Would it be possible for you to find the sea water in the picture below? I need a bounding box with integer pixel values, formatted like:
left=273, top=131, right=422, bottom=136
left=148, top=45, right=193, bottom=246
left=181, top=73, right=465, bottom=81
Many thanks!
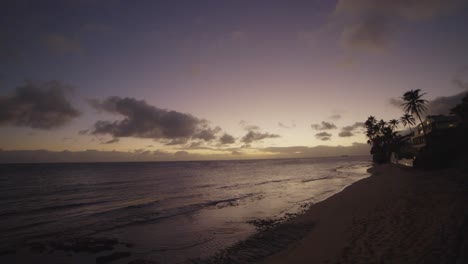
left=0, top=156, right=371, bottom=263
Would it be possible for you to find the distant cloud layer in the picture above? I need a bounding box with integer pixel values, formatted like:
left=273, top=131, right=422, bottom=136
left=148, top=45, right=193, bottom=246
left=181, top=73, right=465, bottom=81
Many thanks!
left=0, top=143, right=371, bottom=163
left=335, top=0, right=465, bottom=51
left=315, top=132, right=332, bottom=141
left=261, top=142, right=370, bottom=158
left=0, top=80, right=80, bottom=129
left=338, top=122, right=364, bottom=137
left=89, top=96, right=223, bottom=145
left=311, top=121, right=337, bottom=130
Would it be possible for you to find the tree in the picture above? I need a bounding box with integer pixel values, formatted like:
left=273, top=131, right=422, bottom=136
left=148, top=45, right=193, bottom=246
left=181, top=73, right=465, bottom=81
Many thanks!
left=389, top=119, right=399, bottom=130
left=450, top=93, right=468, bottom=123
left=400, top=113, right=416, bottom=131
left=401, top=89, right=428, bottom=141
left=364, top=116, right=400, bottom=163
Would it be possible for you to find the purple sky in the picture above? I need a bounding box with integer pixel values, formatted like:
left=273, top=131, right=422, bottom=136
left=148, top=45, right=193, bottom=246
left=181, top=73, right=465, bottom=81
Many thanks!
left=1, top=0, right=468, bottom=162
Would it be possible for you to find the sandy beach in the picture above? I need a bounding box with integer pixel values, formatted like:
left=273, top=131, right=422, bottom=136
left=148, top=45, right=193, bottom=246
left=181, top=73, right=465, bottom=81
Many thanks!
left=259, top=164, right=468, bottom=264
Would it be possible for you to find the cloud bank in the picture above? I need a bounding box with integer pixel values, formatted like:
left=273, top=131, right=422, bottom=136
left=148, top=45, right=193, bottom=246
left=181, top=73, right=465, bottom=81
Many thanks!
left=89, top=96, right=223, bottom=145
left=0, top=80, right=80, bottom=129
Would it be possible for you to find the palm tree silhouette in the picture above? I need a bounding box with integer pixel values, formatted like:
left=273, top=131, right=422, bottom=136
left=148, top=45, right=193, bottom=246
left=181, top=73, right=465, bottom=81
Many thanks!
left=400, top=113, right=416, bottom=131
left=401, top=89, right=428, bottom=140
left=389, top=119, right=399, bottom=130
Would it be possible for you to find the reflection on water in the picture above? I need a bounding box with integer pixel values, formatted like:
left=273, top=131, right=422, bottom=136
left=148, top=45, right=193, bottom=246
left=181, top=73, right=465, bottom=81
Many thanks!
left=0, top=156, right=371, bottom=263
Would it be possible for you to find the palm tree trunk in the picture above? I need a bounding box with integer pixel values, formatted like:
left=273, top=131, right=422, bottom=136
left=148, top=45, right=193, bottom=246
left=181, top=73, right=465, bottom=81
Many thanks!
left=415, top=111, right=429, bottom=144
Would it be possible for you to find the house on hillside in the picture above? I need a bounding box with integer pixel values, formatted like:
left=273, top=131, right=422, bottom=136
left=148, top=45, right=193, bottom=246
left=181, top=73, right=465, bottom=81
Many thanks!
left=391, top=115, right=460, bottom=167
left=411, top=115, right=460, bottom=149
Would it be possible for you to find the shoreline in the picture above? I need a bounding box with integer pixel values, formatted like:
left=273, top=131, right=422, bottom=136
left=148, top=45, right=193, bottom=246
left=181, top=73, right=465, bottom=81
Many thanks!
left=200, top=164, right=468, bottom=263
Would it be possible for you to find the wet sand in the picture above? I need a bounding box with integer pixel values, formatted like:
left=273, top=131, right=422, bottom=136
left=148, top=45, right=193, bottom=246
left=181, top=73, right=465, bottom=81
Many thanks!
left=260, top=164, right=468, bottom=264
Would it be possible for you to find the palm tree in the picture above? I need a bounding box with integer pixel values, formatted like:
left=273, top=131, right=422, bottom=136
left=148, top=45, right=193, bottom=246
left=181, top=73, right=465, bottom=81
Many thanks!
left=400, top=113, right=416, bottom=131
left=389, top=119, right=399, bottom=130
left=401, top=89, right=428, bottom=139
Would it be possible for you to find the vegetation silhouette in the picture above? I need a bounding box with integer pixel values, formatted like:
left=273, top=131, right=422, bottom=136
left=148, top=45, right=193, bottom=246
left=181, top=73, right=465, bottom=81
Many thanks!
left=365, top=90, right=468, bottom=169
left=401, top=89, right=429, bottom=142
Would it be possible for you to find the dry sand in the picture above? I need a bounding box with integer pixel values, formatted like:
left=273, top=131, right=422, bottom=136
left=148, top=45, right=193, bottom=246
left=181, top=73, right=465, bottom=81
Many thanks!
left=261, top=164, right=468, bottom=264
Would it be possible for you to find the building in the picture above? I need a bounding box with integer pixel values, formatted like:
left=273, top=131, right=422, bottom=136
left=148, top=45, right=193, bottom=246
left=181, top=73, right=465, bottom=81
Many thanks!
left=411, top=115, right=459, bottom=148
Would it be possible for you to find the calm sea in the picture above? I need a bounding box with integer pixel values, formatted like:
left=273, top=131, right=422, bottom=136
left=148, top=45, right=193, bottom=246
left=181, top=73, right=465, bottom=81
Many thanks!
left=0, top=156, right=371, bottom=263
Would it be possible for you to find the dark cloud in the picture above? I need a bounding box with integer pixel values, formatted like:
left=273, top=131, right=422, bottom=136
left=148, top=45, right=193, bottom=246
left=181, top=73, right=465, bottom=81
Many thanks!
left=426, top=91, right=468, bottom=115
left=338, top=131, right=354, bottom=137
left=78, top=129, right=89, bottom=135
left=338, top=122, right=365, bottom=137
left=89, top=96, right=223, bottom=145
left=241, top=130, right=280, bottom=144
left=311, top=121, right=337, bottom=130
left=102, top=138, right=119, bottom=144
left=219, top=133, right=236, bottom=144
left=315, top=132, right=332, bottom=141
left=0, top=80, right=80, bottom=129
left=43, top=34, right=82, bottom=54
left=335, top=0, right=466, bottom=51
left=329, top=114, right=342, bottom=120
left=389, top=91, right=468, bottom=115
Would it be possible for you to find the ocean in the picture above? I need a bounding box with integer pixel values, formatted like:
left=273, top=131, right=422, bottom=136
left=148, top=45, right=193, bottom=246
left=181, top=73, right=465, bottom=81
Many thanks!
left=0, top=156, right=371, bottom=263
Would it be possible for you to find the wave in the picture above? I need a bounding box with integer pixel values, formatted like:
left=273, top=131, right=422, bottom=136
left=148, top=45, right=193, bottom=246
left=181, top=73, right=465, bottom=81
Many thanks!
left=0, top=201, right=109, bottom=217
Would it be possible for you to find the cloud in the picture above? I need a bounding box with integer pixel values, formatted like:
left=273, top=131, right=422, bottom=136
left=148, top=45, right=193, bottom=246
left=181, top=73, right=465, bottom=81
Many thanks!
left=0, top=143, right=371, bottom=163
left=261, top=142, right=370, bottom=158
left=78, top=129, right=89, bottom=135
left=102, top=138, right=119, bottom=144
left=311, top=121, right=337, bottom=130
left=426, top=91, right=468, bottom=115
left=388, top=97, right=404, bottom=107
left=315, top=132, right=332, bottom=141
left=329, top=114, right=342, bottom=120
left=389, top=91, right=468, bottom=115
left=219, top=133, right=236, bottom=144
left=174, top=150, right=189, bottom=157
left=43, top=34, right=82, bottom=54
left=0, top=80, right=80, bottom=129
left=452, top=66, right=468, bottom=90
left=334, top=0, right=466, bottom=51
left=89, top=96, right=225, bottom=145
left=278, top=121, right=296, bottom=129
left=338, top=122, right=365, bottom=137
left=239, top=121, right=261, bottom=131
left=241, top=130, right=280, bottom=144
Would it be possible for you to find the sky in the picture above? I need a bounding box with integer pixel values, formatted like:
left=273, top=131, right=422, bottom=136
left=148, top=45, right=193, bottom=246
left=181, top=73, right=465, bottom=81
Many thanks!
left=1, top=0, right=468, bottom=162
